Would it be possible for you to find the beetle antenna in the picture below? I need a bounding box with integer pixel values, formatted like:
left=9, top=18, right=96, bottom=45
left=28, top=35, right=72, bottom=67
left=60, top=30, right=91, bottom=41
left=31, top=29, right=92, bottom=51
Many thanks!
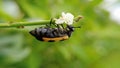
left=73, top=26, right=81, bottom=28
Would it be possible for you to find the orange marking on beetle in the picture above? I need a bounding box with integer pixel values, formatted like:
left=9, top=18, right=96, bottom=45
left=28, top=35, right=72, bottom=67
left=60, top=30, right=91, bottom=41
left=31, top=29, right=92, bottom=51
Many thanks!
left=42, top=35, right=69, bottom=42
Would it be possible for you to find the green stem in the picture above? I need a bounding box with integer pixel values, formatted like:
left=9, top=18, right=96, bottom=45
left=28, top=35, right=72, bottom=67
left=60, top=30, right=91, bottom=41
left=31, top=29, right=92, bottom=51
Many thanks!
left=0, top=20, right=50, bottom=28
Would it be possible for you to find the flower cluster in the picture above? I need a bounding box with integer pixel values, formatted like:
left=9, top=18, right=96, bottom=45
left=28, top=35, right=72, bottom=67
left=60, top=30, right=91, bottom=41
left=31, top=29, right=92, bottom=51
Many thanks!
left=55, top=12, right=74, bottom=25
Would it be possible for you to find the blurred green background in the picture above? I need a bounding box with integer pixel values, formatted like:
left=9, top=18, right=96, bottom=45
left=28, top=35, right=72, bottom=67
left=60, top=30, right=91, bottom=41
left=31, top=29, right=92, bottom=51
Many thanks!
left=0, top=0, right=120, bottom=68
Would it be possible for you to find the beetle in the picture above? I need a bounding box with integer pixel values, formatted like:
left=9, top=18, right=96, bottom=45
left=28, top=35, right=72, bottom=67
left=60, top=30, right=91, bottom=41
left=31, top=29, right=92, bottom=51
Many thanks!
left=29, top=20, right=80, bottom=42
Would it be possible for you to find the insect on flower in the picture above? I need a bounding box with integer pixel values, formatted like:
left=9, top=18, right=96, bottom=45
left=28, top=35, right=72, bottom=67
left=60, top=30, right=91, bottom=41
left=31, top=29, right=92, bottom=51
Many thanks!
left=29, top=12, right=82, bottom=42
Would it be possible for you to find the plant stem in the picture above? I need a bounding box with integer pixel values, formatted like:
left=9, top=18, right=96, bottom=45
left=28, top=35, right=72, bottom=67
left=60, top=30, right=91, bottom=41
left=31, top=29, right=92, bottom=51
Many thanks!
left=0, top=20, right=50, bottom=28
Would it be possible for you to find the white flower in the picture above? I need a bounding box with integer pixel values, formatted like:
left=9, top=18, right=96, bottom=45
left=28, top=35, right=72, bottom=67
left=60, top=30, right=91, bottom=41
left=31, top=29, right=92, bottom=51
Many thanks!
left=55, top=12, right=74, bottom=25
left=54, top=17, right=64, bottom=24
left=62, top=12, right=74, bottom=25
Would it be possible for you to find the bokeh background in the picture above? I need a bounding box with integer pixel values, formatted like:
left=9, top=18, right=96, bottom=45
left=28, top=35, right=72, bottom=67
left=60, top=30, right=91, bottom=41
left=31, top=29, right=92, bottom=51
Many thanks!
left=0, top=0, right=120, bottom=68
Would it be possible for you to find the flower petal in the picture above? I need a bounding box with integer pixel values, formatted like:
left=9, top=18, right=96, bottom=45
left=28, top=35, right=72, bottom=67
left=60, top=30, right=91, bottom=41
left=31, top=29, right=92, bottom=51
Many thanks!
left=62, top=12, right=66, bottom=17
left=55, top=18, right=65, bottom=24
left=64, top=13, right=74, bottom=25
